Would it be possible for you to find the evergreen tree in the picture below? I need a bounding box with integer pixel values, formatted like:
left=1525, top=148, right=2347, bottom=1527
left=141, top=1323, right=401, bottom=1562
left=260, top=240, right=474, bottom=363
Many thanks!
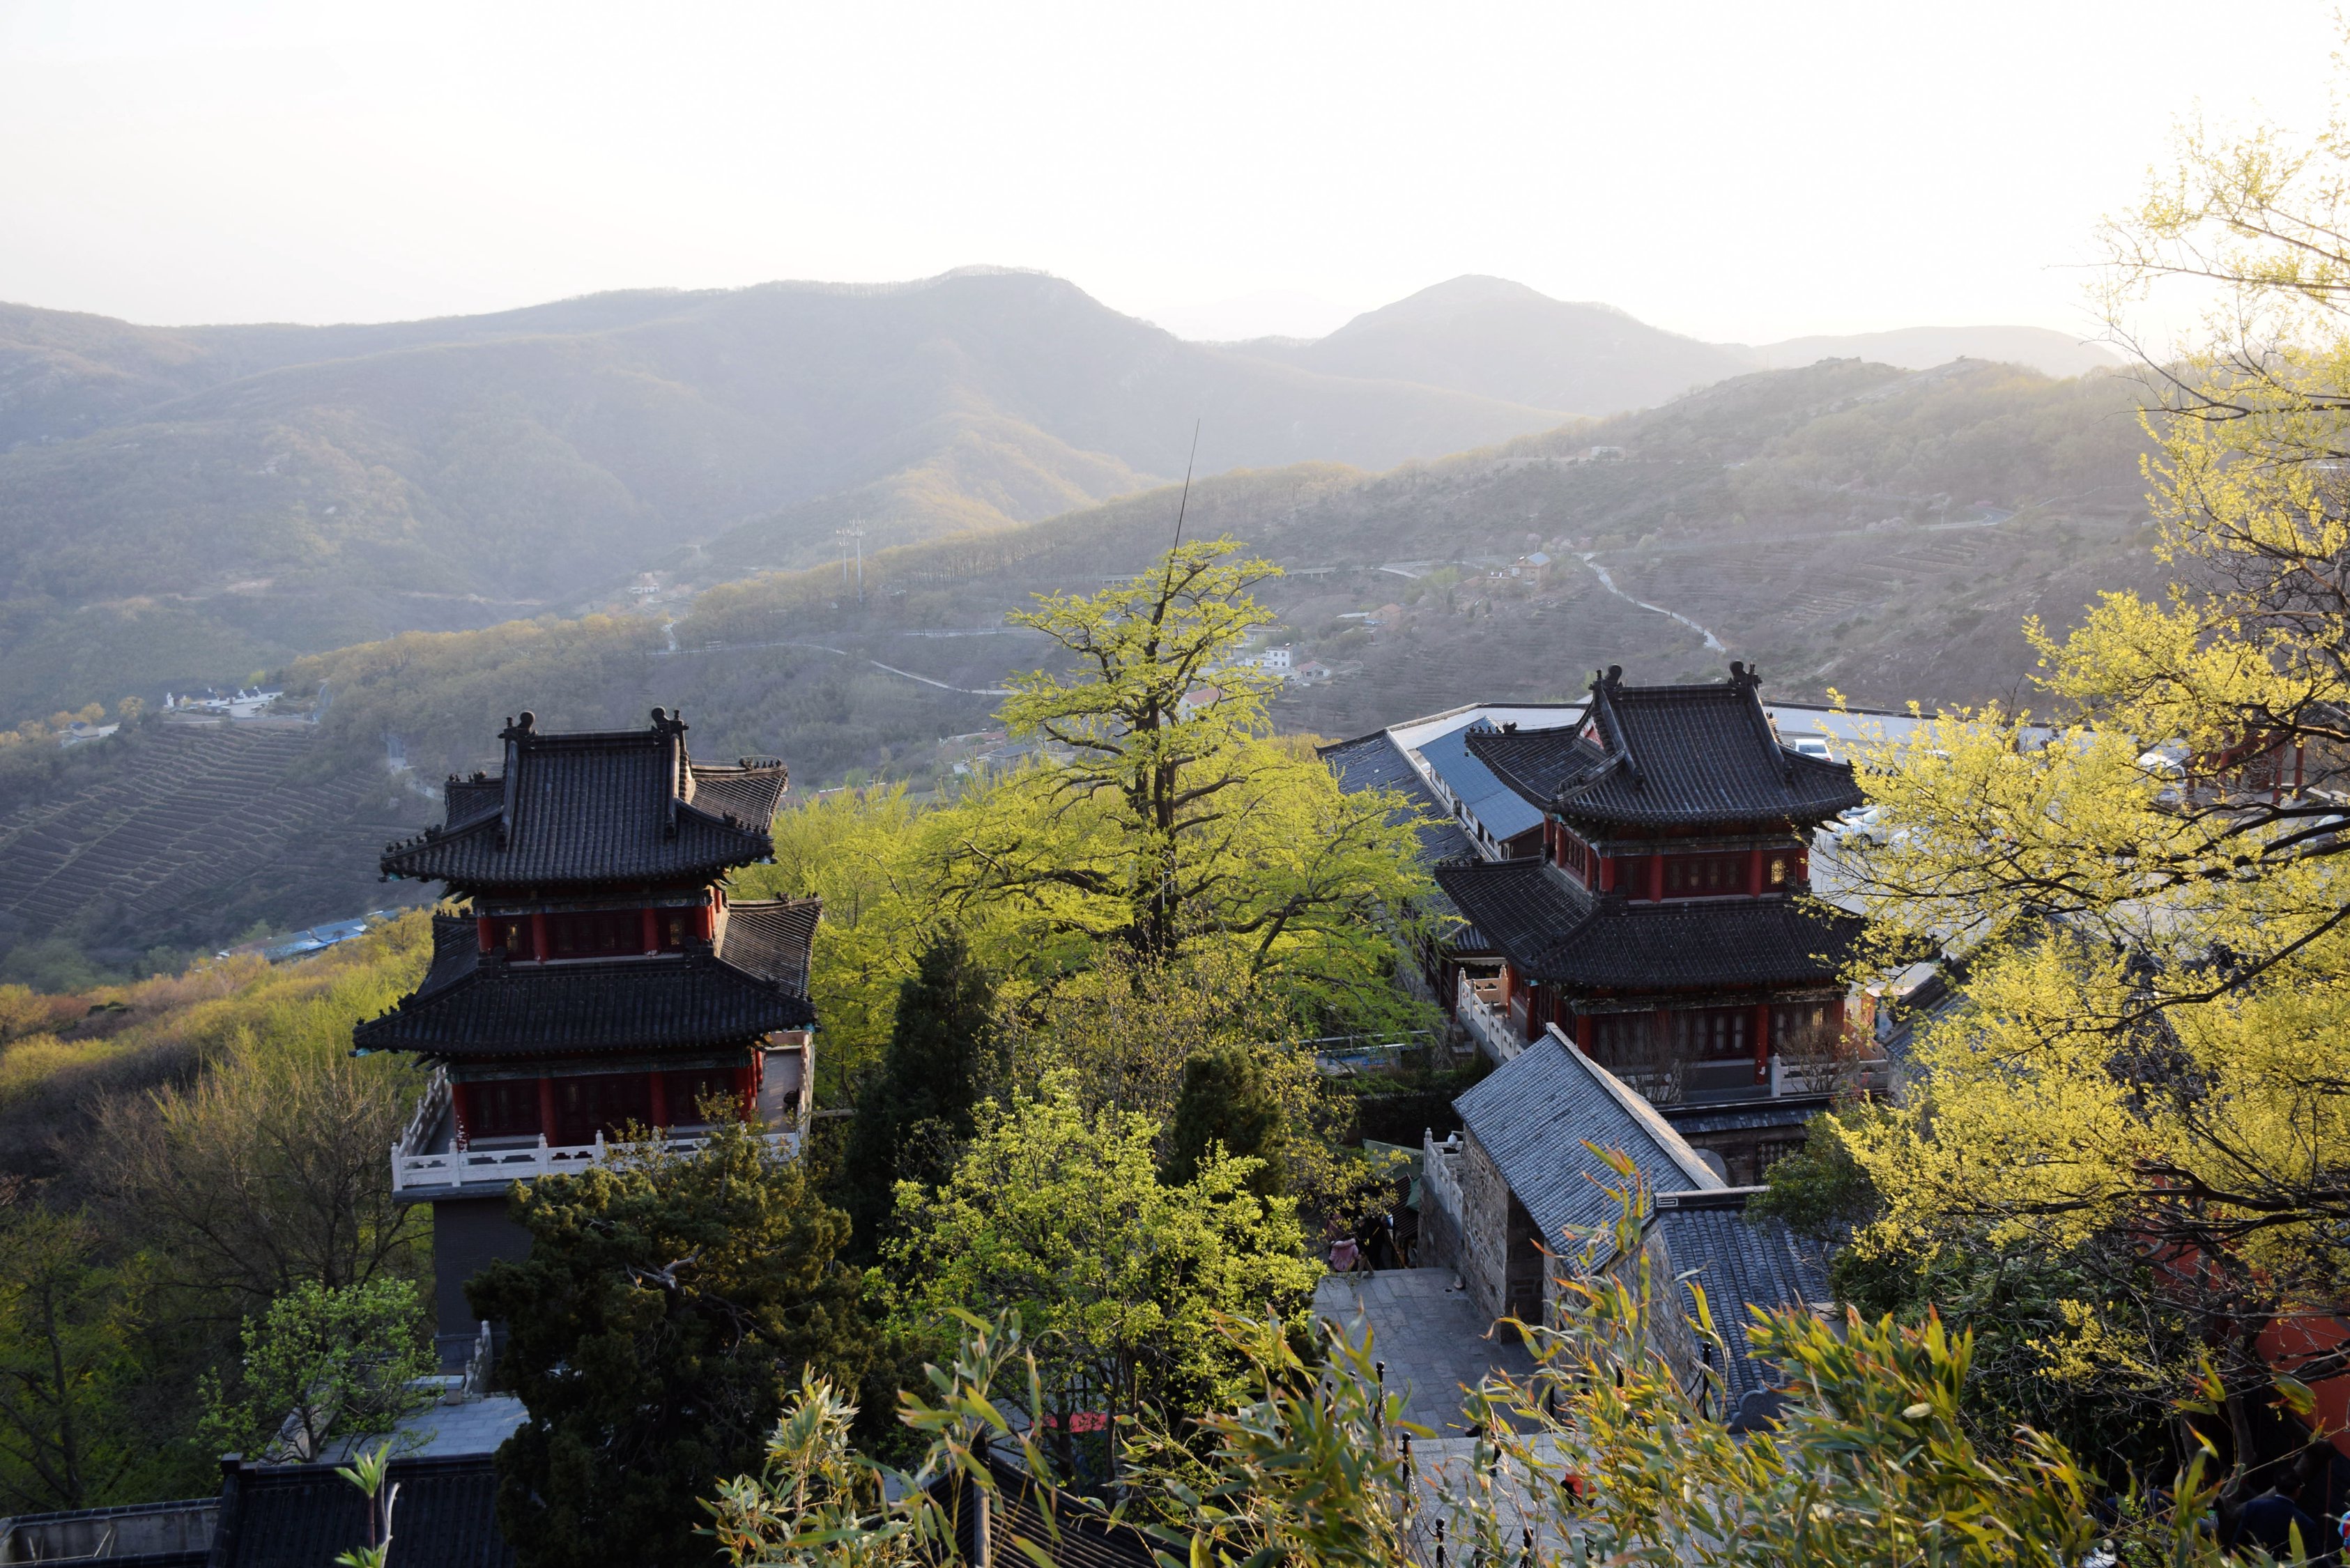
left=1160, top=1044, right=1285, bottom=1197
left=838, top=932, right=999, bottom=1258
left=466, top=1121, right=870, bottom=1568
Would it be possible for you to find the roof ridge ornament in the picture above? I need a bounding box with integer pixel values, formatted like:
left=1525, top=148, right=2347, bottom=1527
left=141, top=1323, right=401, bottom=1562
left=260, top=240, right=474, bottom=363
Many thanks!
left=654, top=708, right=687, bottom=838
left=1587, top=666, right=1641, bottom=790
left=496, top=713, right=532, bottom=850
left=1728, top=662, right=1794, bottom=782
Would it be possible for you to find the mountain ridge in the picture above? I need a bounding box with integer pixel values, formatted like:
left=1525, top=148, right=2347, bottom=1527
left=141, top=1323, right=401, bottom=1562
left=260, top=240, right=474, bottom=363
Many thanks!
left=0, top=271, right=1569, bottom=720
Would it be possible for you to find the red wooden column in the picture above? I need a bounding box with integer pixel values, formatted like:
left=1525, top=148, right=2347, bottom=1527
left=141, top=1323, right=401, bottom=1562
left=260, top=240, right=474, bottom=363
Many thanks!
left=647, top=1071, right=668, bottom=1130
left=1575, top=1014, right=1592, bottom=1050
left=1650, top=854, right=1666, bottom=902
left=1748, top=847, right=1765, bottom=894
left=530, top=911, right=548, bottom=960
left=537, top=1076, right=558, bottom=1142
left=1754, top=1004, right=1772, bottom=1084
left=452, top=1082, right=473, bottom=1147
left=641, top=907, right=659, bottom=953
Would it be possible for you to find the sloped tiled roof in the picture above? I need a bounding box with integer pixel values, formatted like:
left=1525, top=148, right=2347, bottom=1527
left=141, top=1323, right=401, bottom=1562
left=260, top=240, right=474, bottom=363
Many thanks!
left=1467, top=666, right=1863, bottom=829
left=1652, top=1187, right=1831, bottom=1430
left=718, top=896, right=821, bottom=996
left=1432, top=857, right=1858, bottom=990
left=212, top=1454, right=511, bottom=1567
left=385, top=711, right=786, bottom=891
left=1319, top=730, right=1477, bottom=863
left=1454, top=1029, right=1722, bottom=1256
left=1415, top=723, right=1546, bottom=843
left=353, top=909, right=816, bottom=1058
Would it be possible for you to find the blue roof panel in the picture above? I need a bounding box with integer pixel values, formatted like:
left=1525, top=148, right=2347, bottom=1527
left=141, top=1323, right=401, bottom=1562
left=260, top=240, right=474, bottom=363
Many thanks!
left=1415, top=723, right=1545, bottom=843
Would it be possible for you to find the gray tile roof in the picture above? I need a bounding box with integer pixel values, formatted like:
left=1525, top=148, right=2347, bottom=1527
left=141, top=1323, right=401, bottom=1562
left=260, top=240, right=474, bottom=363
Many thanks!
left=1453, top=1029, right=1721, bottom=1258
left=384, top=711, right=786, bottom=892
left=1652, top=1187, right=1831, bottom=1429
left=1431, top=857, right=1859, bottom=990
left=1319, top=729, right=1477, bottom=863
left=1467, top=666, right=1864, bottom=830
left=1320, top=728, right=1489, bottom=950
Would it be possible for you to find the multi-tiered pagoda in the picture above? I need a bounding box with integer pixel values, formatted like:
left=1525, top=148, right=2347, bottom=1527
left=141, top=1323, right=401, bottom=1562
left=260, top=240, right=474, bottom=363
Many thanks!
left=1432, top=663, right=1869, bottom=1180
left=360, top=709, right=817, bottom=1363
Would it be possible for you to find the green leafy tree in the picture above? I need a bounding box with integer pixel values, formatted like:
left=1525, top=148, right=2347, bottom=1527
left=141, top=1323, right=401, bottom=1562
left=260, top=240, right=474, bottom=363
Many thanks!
left=1160, top=1044, right=1285, bottom=1197
left=714, top=1177, right=2245, bottom=1568
left=886, top=1077, right=1316, bottom=1465
left=935, top=538, right=1436, bottom=1022
left=1827, top=72, right=2350, bottom=1474
left=467, top=1120, right=873, bottom=1568
left=0, top=1195, right=150, bottom=1512
left=837, top=933, right=999, bottom=1258
left=199, top=1277, right=432, bottom=1463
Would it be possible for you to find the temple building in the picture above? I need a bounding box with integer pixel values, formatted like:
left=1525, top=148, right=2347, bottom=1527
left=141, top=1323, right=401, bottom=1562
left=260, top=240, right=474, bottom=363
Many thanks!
left=358, top=709, right=817, bottom=1364
left=1426, top=663, right=1876, bottom=1183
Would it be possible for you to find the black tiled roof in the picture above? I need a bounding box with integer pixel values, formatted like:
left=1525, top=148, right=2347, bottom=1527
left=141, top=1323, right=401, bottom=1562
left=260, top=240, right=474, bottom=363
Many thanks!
left=719, top=896, right=820, bottom=996
left=1454, top=1030, right=1722, bottom=1258
left=414, top=912, right=481, bottom=1003
left=1652, top=1187, right=1831, bottom=1431
left=1466, top=665, right=1864, bottom=829
left=1432, top=858, right=1858, bottom=990
left=210, top=1453, right=512, bottom=1567
left=1319, top=729, right=1477, bottom=863
left=1319, top=728, right=1491, bottom=953
left=385, top=710, right=787, bottom=891
left=353, top=914, right=816, bottom=1058
left=938, top=1455, right=1157, bottom=1568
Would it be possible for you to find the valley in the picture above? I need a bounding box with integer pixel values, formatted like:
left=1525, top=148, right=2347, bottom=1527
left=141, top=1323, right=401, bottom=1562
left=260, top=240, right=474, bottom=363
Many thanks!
left=0, top=293, right=2169, bottom=970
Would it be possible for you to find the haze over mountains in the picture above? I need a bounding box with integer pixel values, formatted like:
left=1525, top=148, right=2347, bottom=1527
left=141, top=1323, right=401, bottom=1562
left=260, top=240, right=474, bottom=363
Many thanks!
left=0, top=262, right=2165, bottom=971
left=1223, top=277, right=2120, bottom=409
left=0, top=266, right=2125, bottom=727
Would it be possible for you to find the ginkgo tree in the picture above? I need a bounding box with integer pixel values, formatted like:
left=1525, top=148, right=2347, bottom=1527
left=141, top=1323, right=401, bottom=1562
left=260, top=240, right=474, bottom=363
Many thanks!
left=803, top=536, right=1438, bottom=1032
left=1827, top=79, right=2350, bottom=1472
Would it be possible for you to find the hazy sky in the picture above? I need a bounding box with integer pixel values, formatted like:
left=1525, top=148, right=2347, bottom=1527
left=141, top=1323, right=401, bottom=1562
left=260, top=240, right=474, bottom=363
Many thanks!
left=0, top=1, right=2337, bottom=342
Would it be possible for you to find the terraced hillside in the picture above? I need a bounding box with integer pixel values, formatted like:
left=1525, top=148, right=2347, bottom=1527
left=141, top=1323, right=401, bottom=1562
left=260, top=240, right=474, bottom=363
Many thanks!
left=0, top=721, right=432, bottom=968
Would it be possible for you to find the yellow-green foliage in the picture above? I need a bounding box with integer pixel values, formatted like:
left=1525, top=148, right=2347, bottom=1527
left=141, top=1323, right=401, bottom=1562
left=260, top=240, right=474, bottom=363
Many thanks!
left=886, top=1075, right=1318, bottom=1427
left=0, top=913, right=433, bottom=1136
left=735, top=542, right=1435, bottom=1090
left=1825, top=75, right=2350, bottom=1434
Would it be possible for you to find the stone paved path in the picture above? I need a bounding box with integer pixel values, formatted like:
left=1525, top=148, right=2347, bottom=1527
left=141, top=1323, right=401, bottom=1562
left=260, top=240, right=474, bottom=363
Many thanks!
left=1313, top=1268, right=1536, bottom=1434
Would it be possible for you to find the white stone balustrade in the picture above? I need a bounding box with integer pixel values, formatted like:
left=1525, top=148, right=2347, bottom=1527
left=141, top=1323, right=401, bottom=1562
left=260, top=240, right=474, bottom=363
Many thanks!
left=390, top=1066, right=800, bottom=1194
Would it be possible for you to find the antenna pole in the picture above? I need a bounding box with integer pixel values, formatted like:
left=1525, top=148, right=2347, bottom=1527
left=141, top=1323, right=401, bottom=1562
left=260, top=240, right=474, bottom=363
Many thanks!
left=1170, top=420, right=1201, bottom=552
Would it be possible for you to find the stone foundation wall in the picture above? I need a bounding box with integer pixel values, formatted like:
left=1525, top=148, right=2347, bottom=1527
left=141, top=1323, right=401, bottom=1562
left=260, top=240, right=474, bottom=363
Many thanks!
left=1455, top=1130, right=1546, bottom=1323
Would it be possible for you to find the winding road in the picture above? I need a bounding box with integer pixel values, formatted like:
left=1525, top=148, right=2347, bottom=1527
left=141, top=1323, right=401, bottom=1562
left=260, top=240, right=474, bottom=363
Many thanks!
left=1579, top=554, right=1727, bottom=652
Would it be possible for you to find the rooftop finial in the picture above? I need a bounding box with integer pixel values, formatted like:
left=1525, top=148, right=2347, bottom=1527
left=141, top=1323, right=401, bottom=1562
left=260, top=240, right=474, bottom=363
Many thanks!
left=516, top=710, right=535, bottom=732
left=651, top=706, right=668, bottom=724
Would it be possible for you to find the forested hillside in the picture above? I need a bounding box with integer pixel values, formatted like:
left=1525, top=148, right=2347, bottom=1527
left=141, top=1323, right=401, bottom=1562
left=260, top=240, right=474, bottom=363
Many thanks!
left=0, top=272, right=1565, bottom=723
left=0, top=355, right=2168, bottom=969
left=682, top=357, right=2166, bottom=726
